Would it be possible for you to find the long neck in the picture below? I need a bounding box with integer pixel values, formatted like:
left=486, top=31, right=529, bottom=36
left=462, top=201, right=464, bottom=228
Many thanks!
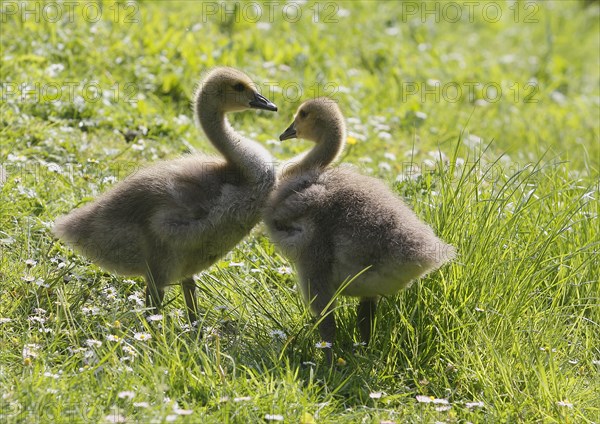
left=195, top=92, right=273, bottom=181
left=280, top=124, right=345, bottom=178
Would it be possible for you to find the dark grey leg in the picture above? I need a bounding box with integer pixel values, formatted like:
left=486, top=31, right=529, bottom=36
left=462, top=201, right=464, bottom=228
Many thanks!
left=145, top=274, right=165, bottom=314
left=357, top=297, right=378, bottom=345
left=299, top=247, right=335, bottom=364
left=309, top=286, right=336, bottom=365
left=318, top=311, right=336, bottom=365
left=181, top=277, right=198, bottom=325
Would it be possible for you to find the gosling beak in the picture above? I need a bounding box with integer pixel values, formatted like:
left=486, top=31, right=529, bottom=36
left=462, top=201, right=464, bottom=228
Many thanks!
left=249, top=92, right=278, bottom=112
left=279, top=122, right=297, bottom=141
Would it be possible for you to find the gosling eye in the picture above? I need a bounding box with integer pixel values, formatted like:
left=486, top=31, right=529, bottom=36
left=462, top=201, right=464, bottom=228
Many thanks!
left=233, top=83, right=245, bottom=92
left=299, top=110, right=308, bottom=119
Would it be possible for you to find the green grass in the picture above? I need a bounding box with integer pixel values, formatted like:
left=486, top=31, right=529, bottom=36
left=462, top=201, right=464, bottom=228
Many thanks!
left=1, top=1, right=599, bottom=422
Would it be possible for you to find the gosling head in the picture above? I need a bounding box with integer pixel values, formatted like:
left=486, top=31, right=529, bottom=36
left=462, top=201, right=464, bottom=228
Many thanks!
left=280, top=97, right=345, bottom=143
left=198, top=67, right=277, bottom=113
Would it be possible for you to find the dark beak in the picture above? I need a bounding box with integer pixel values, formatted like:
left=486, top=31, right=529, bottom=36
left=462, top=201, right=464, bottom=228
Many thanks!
left=249, top=92, right=277, bottom=112
left=279, top=122, right=297, bottom=141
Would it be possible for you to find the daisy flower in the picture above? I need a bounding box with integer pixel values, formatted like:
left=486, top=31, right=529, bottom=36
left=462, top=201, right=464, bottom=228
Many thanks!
left=22, top=344, right=40, bottom=359
left=146, top=314, right=163, bottom=322
left=43, top=372, right=60, bottom=379
left=466, top=401, right=484, bottom=409
left=173, top=407, right=193, bottom=415
left=134, top=332, right=152, bottom=341
left=82, top=306, right=100, bottom=316
left=104, top=413, right=126, bottom=423
left=270, top=329, right=287, bottom=340
left=118, top=391, right=135, bottom=400
left=416, top=395, right=434, bottom=404
left=276, top=266, right=293, bottom=275
left=133, top=402, right=149, bottom=408
left=556, top=400, right=573, bottom=408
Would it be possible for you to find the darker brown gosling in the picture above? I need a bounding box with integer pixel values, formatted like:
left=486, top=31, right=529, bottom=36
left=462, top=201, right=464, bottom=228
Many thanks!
left=53, top=67, right=277, bottom=325
left=264, top=98, right=455, bottom=362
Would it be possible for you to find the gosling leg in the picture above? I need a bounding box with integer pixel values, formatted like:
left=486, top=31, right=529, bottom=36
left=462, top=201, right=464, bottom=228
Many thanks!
left=357, top=296, right=378, bottom=345
left=318, top=311, right=336, bottom=365
left=301, top=250, right=335, bottom=364
left=144, top=274, right=165, bottom=315
left=181, top=277, right=198, bottom=326
left=309, top=286, right=336, bottom=365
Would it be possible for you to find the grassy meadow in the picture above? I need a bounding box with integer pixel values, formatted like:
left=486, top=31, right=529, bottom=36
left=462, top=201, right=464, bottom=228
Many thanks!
left=1, top=0, right=599, bottom=422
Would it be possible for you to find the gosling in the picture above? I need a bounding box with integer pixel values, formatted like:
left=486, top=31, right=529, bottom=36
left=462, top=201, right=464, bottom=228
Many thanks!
left=264, top=98, right=455, bottom=360
left=53, top=67, right=278, bottom=324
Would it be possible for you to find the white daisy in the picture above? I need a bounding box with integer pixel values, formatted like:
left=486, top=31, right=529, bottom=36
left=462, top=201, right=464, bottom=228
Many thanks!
left=122, top=344, right=137, bottom=356
left=22, top=344, right=41, bottom=359
left=82, top=306, right=100, bottom=315
left=276, top=266, right=293, bottom=275
left=556, top=400, right=573, bottom=408
left=466, top=401, right=484, bottom=409
left=43, top=372, right=60, bottom=379
left=117, top=391, right=135, bottom=400
left=146, top=314, right=163, bottom=322
left=134, top=332, right=152, bottom=341
left=133, top=402, right=149, bottom=408
left=104, top=413, right=127, bottom=423
left=270, top=329, right=287, bottom=340
left=415, top=395, right=434, bottom=404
